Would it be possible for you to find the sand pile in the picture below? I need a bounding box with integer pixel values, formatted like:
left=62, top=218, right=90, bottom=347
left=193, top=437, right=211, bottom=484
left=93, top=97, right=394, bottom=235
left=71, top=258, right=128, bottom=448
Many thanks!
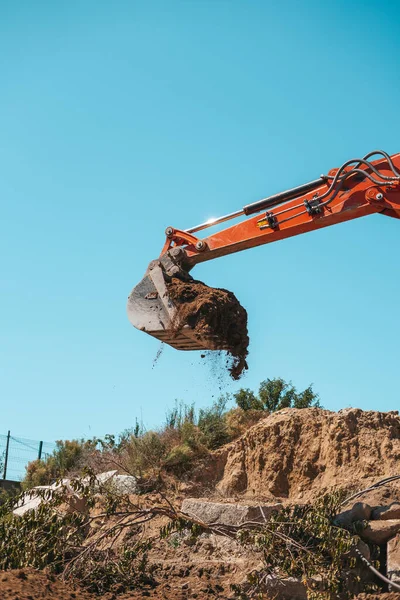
left=167, top=278, right=249, bottom=379
left=198, top=407, right=400, bottom=501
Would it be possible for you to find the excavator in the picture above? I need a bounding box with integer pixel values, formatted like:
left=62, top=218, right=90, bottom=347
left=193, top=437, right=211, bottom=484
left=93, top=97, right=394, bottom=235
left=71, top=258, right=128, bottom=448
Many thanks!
left=127, top=150, right=400, bottom=350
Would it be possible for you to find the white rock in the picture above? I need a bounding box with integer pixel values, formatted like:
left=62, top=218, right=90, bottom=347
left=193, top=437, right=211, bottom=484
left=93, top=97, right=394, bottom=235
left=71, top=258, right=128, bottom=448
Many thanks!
left=13, top=471, right=137, bottom=517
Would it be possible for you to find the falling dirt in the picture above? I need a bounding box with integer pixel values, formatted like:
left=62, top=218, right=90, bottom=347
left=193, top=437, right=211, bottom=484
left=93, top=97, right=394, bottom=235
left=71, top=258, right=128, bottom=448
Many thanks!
left=167, top=278, right=249, bottom=380
left=152, top=343, right=165, bottom=369
left=202, top=350, right=234, bottom=394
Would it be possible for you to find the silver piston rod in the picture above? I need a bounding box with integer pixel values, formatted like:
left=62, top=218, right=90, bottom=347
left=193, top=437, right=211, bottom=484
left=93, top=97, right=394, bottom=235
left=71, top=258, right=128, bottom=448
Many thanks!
left=185, top=177, right=325, bottom=234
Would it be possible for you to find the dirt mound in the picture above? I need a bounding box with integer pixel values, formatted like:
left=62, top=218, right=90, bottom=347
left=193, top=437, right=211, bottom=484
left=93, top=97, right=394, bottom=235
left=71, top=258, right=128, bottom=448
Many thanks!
left=197, top=407, right=400, bottom=501
left=167, top=278, right=249, bottom=379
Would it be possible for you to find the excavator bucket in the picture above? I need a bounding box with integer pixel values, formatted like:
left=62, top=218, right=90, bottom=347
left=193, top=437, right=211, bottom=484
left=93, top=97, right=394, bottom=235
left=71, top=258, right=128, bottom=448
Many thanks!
left=127, top=258, right=225, bottom=351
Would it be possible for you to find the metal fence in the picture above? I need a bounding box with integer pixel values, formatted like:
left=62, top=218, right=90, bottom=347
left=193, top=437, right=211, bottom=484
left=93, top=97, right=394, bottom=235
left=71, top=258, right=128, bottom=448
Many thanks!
left=0, top=431, right=56, bottom=482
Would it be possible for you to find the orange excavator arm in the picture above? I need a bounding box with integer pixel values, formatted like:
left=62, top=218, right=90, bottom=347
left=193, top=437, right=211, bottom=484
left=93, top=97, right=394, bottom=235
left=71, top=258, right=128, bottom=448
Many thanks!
left=127, top=150, right=400, bottom=350
left=160, top=150, right=400, bottom=266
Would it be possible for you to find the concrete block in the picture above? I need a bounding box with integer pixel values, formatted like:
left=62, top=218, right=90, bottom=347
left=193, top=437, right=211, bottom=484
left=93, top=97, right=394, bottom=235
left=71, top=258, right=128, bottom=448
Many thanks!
left=181, top=499, right=282, bottom=526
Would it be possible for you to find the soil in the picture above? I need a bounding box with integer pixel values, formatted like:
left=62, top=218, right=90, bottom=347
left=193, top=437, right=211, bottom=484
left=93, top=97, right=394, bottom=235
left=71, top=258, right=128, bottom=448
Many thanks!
left=0, top=560, right=241, bottom=599
left=3, top=570, right=400, bottom=600
left=0, top=569, right=92, bottom=600
left=195, top=407, right=400, bottom=502
left=167, top=278, right=249, bottom=380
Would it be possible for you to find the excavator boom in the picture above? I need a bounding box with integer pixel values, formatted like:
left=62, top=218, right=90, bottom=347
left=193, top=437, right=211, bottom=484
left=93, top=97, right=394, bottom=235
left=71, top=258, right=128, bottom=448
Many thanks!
left=127, top=150, right=400, bottom=350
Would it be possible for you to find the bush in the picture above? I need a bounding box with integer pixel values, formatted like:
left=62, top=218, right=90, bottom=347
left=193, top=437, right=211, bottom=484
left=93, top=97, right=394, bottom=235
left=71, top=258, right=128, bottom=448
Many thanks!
left=198, top=396, right=230, bottom=450
left=0, top=482, right=158, bottom=593
left=0, top=490, right=86, bottom=571
left=164, top=444, right=195, bottom=475
left=234, top=377, right=321, bottom=413
left=23, top=460, right=52, bottom=488
left=233, top=388, right=263, bottom=411
left=23, top=439, right=97, bottom=490
left=225, top=407, right=266, bottom=439
left=123, top=431, right=167, bottom=478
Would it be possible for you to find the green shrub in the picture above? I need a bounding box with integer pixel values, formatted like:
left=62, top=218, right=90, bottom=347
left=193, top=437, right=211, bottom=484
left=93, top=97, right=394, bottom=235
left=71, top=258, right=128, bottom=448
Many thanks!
left=0, top=492, right=86, bottom=571
left=225, top=407, right=266, bottom=439
left=198, top=396, right=230, bottom=450
left=23, top=460, right=52, bottom=488
left=23, top=439, right=96, bottom=490
left=233, top=388, right=263, bottom=411
left=123, top=431, right=167, bottom=477
left=234, top=378, right=321, bottom=413
left=164, top=444, right=195, bottom=475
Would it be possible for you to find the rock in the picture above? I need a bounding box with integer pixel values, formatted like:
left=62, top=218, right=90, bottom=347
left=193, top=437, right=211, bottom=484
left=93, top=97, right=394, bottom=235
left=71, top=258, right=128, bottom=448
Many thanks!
left=360, top=520, right=400, bottom=545
left=352, top=502, right=373, bottom=521
left=335, top=502, right=372, bottom=528
left=93, top=470, right=118, bottom=485
left=13, top=479, right=88, bottom=517
left=388, top=534, right=400, bottom=589
left=372, top=503, right=400, bottom=521
left=85, top=471, right=138, bottom=495
left=13, top=471, right=137, bottom=517
left=258, top=575, right=307, bottom=600
left=181, top=499, right=282, bottom=526
left=109, top=474, right=138, bottom=495
left=13, top=487, right=47, bottom=516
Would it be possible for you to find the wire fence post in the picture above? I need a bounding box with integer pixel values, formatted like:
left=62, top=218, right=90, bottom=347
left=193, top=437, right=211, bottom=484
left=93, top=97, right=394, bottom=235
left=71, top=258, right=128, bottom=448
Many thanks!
left=3, top=430, right=10, bottom=480
left=0, top=432, right=55, bottom=482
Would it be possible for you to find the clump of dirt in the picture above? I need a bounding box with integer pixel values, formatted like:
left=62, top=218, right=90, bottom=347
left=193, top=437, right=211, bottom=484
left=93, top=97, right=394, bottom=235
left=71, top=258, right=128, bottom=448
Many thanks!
left=195, top=407, right=400, bottom=502
left=167, top=278, right=249, bottom=380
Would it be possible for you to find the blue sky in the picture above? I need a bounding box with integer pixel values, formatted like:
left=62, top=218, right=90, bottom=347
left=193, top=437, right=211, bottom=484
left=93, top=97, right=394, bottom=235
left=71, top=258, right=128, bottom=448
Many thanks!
left=1, top=0, right=400, bottom=444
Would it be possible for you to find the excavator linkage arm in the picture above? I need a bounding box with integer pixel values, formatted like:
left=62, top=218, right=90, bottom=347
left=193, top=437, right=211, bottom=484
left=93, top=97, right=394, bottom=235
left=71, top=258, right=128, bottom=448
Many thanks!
left=127, top=150, right=400, bottom=350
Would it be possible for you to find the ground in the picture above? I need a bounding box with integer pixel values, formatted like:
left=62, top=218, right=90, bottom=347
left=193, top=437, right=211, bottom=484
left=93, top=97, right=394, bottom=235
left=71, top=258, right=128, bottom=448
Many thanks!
left=3, top=407, right=400, bottom=599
